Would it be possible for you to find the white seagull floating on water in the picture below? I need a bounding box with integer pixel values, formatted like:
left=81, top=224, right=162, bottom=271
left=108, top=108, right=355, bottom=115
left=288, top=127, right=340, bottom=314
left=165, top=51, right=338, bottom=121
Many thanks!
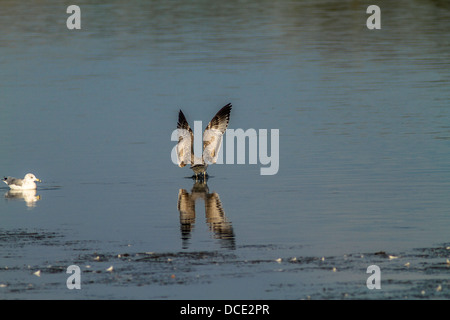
left=3, top=173, right=42, bottom=190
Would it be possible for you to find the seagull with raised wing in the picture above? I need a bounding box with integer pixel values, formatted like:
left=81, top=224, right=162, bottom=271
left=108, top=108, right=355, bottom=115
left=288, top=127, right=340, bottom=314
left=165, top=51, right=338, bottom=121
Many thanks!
left=3, top=173, right=42, bottom=190
left=176, top=103, right=232, bottom=180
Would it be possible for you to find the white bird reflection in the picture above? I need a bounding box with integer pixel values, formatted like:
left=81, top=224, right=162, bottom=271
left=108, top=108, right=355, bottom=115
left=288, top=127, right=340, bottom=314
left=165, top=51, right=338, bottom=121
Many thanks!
left=177, top=181, right=235, bottom=249
left=4, top=189, right=41, bottom=208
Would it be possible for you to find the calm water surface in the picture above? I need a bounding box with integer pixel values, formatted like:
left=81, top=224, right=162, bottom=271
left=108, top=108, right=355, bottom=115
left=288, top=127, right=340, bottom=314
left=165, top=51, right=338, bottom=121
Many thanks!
left=0, top=0, right=449, bottom=299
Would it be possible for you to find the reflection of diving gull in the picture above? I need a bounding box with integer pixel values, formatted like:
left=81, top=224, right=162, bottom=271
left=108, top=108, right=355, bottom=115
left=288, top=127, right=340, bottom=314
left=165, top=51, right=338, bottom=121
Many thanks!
left=176, top=103, right=232, bottom=180
left=177, top=182, right=235, bottom=249
left=5, top=190, right=41, bottom=208
left=3, top=173, right=42, bottom=190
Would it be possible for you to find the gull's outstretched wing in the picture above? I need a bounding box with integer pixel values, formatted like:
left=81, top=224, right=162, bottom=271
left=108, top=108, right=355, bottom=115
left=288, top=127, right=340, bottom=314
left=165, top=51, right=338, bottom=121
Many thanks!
left=176, top=110, right=194, bottom=167
left=203, top=103, right=232, bottom=164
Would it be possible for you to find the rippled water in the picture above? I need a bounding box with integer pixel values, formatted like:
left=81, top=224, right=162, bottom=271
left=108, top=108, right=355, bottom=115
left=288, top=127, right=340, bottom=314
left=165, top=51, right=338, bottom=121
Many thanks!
left=1, top=0, right=449, bottom=299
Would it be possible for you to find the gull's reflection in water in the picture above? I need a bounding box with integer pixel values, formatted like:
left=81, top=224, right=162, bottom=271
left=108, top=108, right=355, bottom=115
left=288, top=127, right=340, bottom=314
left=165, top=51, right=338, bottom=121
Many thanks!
left=177, top=181, right=235, bottom=250
left=4, top=189, right=41, bottom=208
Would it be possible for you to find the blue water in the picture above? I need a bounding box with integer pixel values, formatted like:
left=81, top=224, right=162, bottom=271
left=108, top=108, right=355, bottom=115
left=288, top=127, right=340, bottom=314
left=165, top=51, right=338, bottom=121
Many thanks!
left=1, top=0, right=449, bottom=299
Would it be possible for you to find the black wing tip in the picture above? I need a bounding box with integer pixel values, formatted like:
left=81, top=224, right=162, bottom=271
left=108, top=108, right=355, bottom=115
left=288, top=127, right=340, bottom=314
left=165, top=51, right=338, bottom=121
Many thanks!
left=178, top=103, right=232, bottom=129
left=223, top=103, right=232, bottom=111
left=177, top=109, right=185, bottom=120
left=217, top=103, right=232, bottom=117
left=223, top=103, right=232, bottom=118
left=177, top=109, right=191, bottom=130
left=178, top=109, right=185, bottom=120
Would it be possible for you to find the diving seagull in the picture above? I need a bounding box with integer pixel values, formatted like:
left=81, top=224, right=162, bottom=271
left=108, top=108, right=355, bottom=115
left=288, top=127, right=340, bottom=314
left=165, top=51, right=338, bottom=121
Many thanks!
left=3, top=173, right=42, bottom=190
left=176, top=103, right=232, bottom=180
